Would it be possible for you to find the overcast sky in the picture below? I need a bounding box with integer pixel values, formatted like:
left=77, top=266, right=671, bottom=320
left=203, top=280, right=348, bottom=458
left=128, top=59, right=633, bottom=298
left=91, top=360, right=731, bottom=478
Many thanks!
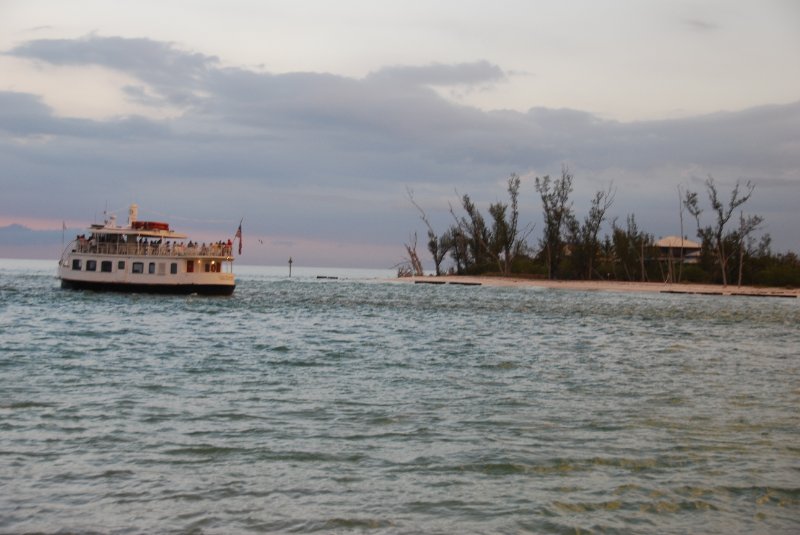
left=1, top=0, right=799, bottom=267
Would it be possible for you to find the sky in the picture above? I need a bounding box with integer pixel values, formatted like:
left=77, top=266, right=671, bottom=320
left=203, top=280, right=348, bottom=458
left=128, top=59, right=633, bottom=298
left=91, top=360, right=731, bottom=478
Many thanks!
left=1, top=0, right=799, bottom=268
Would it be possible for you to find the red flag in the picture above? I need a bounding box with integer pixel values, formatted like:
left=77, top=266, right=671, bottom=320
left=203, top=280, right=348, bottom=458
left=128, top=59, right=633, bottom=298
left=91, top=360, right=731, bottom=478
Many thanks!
left=235, top=222, right=242, bottom=255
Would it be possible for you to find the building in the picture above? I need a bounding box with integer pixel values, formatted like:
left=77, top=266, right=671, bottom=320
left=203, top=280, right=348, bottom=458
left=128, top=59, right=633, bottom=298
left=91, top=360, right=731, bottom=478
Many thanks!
left=655, top=235, right=702, bottom=264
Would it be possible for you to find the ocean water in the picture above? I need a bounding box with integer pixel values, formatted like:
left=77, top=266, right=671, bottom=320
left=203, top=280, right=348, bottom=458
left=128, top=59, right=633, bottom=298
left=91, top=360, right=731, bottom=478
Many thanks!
left=1, top=258, right=798, bottom=534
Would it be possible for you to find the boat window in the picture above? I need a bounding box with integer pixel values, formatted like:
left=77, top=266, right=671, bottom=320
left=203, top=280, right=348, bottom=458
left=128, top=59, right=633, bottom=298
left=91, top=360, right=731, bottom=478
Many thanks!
left=186, top=260, right=194, bottom=273
left=132, top=262, right=144, bottom=274
left=204, top=263, right=211, bottom=272
left=72, top=259, right=82, bottom=270
left=101, top=261, right=113, bottom=273
left=118, top=260, right=125, bottom=270
left=86, top=260, right=97, bottom=272
left=170, top=263, right=178, bottom=274
left=149, top=262, right=156, bottom=274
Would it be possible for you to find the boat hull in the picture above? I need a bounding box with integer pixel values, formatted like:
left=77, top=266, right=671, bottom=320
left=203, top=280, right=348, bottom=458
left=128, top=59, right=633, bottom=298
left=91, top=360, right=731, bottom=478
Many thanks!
left=58, top=254, right=236, bottom=296
left=60, top=278, right=235, bottom=295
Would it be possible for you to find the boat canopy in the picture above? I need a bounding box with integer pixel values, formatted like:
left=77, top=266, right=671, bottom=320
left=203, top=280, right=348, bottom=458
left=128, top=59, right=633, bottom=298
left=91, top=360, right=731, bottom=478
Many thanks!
left=86, top=226, right=189, bottom=240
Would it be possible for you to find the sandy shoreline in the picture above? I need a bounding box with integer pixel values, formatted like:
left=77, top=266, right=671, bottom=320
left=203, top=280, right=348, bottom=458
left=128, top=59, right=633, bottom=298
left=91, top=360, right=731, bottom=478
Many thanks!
left=393, top=275, right=799, bottom=298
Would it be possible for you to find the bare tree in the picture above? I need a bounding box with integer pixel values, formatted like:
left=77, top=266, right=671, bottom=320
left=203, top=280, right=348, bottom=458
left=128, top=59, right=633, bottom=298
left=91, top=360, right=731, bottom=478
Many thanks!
left=401, top=232, right=424, bottom=277
left=407, top=187, right=451, bottom=276
left=683, top=188, right=702, bottom=229
left=676, top=185, right=687, bottom=283
left=684, top=176, right=756, bottom=286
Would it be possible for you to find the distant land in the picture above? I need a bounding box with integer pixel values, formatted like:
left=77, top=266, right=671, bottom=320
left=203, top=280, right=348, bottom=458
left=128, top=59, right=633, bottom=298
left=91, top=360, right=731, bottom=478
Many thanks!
left=0, top=224, right=74, bottom=259
left=0, top=223, right=399, bottom=269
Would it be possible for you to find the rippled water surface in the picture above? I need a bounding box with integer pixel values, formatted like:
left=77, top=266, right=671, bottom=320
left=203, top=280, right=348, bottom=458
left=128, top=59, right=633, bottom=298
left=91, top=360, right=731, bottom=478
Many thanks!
left=1, top=259, right=799, bottom=534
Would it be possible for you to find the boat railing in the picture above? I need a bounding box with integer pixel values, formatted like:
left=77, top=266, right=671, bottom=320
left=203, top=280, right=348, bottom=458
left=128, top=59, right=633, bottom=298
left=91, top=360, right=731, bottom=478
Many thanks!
left=59, top=238, right=79, bottom=266
left=70, top=241, right=233, bottom=258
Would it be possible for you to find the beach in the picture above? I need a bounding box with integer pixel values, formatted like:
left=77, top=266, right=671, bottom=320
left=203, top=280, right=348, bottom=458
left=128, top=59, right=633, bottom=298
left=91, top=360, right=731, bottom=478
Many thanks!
left=400, top=275, right=800, bottom=298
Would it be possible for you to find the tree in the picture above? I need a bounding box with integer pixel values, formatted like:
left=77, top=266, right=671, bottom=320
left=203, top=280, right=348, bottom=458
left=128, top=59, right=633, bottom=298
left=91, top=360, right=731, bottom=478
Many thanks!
left=561, top=183, right=615, bottom=280
left=684, top=176, right=757, bottom=286
left=535, top=165, right=574, bottom=279
left=676, top=185, right=687, bottom=282
left=450, top=175, right=532, bottom=276
left=450, top=192, right=491, bottom=273
left=736, top=211, right=764, bottom=287
left=578, top=184, right=615, bottom=279
left=444, top=224, right=469, bottom=274
left=401, top=232, right=424, bottom=277
left=487, top=174, right=533, bottom=275
left=407, top=187, right=451, bottom=276
left=611, top=214, right=652, bottom=282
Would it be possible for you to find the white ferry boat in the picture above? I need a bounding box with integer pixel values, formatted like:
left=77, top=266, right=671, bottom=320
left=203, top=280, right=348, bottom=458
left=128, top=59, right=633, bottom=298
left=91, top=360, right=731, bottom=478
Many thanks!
left=58, top=204, right=236, bottom=295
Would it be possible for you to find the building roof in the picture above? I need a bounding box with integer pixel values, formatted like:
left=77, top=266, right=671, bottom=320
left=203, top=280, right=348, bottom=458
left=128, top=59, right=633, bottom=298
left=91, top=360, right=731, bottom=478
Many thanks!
left=655, top=235, right=701, bottom=249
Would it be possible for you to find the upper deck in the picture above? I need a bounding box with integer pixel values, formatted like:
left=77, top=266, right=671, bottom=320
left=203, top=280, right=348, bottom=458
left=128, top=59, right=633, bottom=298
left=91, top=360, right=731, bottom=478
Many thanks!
left=65, top=204, right=235, bottom=260
left=70, top=238, right=233, bottom=259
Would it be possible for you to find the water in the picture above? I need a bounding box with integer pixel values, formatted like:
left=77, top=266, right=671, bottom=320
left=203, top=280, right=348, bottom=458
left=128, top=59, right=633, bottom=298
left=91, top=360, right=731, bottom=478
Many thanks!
left=1, top=259, right=798, bottom=534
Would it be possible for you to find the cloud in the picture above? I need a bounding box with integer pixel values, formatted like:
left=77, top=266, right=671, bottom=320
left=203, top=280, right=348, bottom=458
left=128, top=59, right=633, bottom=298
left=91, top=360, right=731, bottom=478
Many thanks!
left=0, top=91, right=168, bottom=139
left=683, top=18, right=718, bottom=32
left=8, top=35, right=218, bottom=107
left=367, top=61, right=506, bottom=86
left=1, top=35, right=799, bottom=264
